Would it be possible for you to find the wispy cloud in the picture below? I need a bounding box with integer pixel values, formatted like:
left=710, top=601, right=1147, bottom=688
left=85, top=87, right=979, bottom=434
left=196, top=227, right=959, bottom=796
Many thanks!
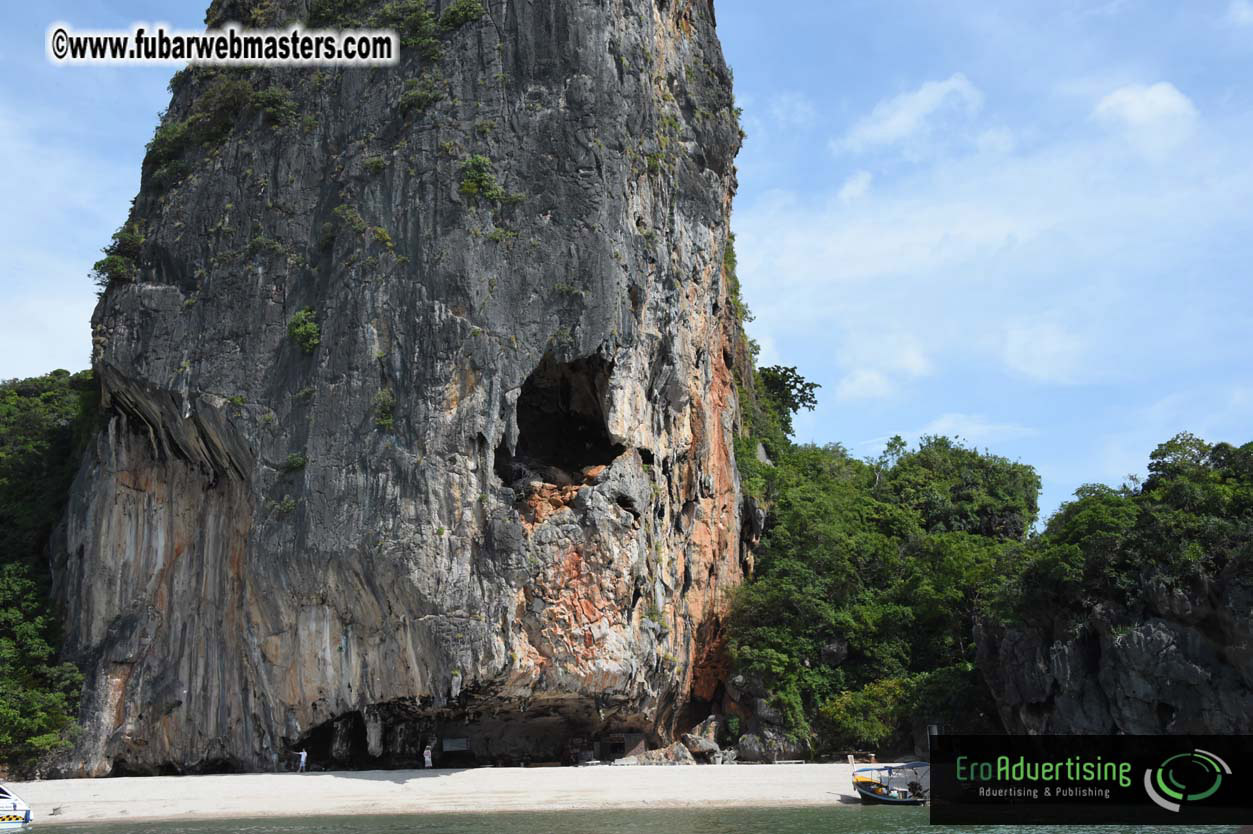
left=1228, top=0, right=1253, bottom=25
left=0, top=100, right=142, bottom=378
left=737, top=76, right=1250, bottom=406
left=920, top=413, right=1037, bottom=444
left=837, top=170, right=873, bottom=202
left=1092, top=82, right=1198, bottom=159
left=836, top=369, right=894, bottom=401
left=834, top=73, right=983, bottom=154
left=1003, top=320, right=1085, bottom=384
left=855, top=413, right=1036, bottom=453
left=769, top=91, right=817, bottom=127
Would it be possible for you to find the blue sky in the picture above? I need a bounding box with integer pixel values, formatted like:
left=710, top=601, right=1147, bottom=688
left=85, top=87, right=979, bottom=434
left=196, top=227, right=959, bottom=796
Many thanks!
left=3, top=1, right=1252, bottom=520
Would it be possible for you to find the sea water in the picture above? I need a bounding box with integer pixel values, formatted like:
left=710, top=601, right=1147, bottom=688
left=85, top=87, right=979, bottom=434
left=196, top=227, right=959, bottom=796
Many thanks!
left=44, top=806, right=1238, bottom=834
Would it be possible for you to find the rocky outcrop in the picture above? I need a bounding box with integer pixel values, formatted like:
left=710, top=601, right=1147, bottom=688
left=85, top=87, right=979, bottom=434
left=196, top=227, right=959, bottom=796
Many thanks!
left=680, top=731, right=719, bottom=760
left=718, top=672, right=807, bottom=762
left=614, top=739, right=695, bottom=766
left=53, top=0, right=746, bottom=775
left=734, top=729, right=805, bottom=764
left=978, top=573, right=1253, bottom=734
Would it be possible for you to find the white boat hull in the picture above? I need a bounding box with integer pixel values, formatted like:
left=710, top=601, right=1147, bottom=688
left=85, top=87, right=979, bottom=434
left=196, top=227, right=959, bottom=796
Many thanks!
left=0, top=784, right=32, bottom=829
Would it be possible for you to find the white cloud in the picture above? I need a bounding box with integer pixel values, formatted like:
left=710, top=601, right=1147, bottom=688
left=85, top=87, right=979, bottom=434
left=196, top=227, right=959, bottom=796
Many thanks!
left=1071, top=0, right=1131, bottom=19
left=0, top=291, right=96, bottom=380
left=835, top=369, right=894, bottom=401
left=735, top=89, right=1252, bottom=404
left=0, top=101, right=140, bottom=379
left=1003, top=320, right=1086, bottom=383
left=919, top=413, right=1037, bottom=444
left=1229, top=0, right=1253, bottom=25
left=835, top=73, right=983, bottom=153
left=1091, top=384, right=1253, bottom=491
left=976, top=127, right=1016, bottom=154
left=769, top=91, right=817, bottom=127
left=857, top=414, right=1037, bottom=454
left=830, top=333, right=930, bottom=402
left=837, top=170, right=873, bottom=202
left=1093, top=82, right=1198, bottom=158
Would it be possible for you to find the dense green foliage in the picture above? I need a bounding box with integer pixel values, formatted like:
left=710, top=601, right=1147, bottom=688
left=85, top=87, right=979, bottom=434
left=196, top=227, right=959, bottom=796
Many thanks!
left=287, top=308, right=321, bottom=354
left=0, top=370, right=95, bottom=770
left=90, top=222, right=145, bottom=293
left=145, top=72, right=261, bottom=188
left=885, top=434, right=1040, bottom=541
left=729, top=426, right=1031, bottom=750
left=755, top=366, right=818, bottom=437
left=373, top=388, right=397, bottom=431
left=727, top=350, right=1248, bottom=755
left=400, top=76, right=445, bottom=114
left=994, top=433, right=1253, bottom=634
left=437, top=0, right=485, bottom=29
left=458, top=154, right=507, bottom=203
left=726, top=322, right=1038, bottom=751
left=310, top=0, right=483, bottom=59
left=0, top=564, right=83, bottom=771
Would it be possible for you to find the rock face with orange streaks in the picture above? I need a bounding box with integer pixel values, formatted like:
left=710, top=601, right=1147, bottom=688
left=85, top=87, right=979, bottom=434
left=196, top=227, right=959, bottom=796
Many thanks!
left=52, top=0, right=748, bottom=774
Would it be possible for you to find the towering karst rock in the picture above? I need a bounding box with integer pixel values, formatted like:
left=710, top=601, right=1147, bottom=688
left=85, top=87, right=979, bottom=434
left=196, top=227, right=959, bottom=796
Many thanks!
left=54, top=0, right=748, bottom=774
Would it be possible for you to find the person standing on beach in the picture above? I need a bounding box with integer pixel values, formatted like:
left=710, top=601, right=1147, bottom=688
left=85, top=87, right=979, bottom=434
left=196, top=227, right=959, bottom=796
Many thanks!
left=298, top=749, right=307, bottom=773
left=423, top=745, right=433, bottom=769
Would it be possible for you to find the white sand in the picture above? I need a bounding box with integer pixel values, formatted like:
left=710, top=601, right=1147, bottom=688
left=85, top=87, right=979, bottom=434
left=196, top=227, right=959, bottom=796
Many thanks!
left=9, top=763, right=859, bottom=826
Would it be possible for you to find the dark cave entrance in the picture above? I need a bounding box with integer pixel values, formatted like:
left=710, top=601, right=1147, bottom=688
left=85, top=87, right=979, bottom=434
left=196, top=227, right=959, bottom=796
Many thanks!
left=298, top=703, right=434, bottom=771
left=294, top=699, right=653, bottom=770
left=495, top=353, right=624, bottom=484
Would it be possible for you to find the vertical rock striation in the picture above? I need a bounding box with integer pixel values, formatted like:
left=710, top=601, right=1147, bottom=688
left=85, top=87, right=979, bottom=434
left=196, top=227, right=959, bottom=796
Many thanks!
left=977, top=575, right=1253, bottom=735
left=54, top=0, right=747, bottom=774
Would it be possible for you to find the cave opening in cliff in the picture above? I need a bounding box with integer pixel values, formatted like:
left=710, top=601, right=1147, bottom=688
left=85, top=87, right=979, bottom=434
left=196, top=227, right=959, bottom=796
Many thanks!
left=495, top=352, right=624, bottom=484
left=299, top=704, right=436, bottom=770
left=296, top=699, right=651, bottom=769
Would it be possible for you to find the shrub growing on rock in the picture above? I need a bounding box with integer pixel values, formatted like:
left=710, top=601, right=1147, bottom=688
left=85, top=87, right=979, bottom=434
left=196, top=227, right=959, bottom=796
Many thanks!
left=287, top=308, right=320, bottom=354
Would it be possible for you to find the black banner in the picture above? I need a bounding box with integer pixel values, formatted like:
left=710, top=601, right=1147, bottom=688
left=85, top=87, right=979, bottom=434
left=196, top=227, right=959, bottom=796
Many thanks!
left=930, top=734, right=1253, bottom=825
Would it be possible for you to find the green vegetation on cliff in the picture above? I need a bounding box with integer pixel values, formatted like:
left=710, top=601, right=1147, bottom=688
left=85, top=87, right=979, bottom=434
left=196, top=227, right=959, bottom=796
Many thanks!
left=729, top=421, right=1034, bottom=749
left=993, top=432, right=1253, bottom=633
left=0, top=370, right=96, bottom=770
left=727, top=343, right=1249, bottom=752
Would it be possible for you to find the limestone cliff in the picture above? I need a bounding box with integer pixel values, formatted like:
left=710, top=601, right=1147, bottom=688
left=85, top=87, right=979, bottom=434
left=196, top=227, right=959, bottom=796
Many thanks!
left=977, top=572, right=1253, bottom=735
left=54, top=0, right=746, bottom=774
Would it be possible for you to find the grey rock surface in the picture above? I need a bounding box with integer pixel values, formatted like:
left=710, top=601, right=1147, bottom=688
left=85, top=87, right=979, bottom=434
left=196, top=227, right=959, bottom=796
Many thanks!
left=680, top=732, right=718, bottom=756
left=978, top=575, right=1253, bottom=734
left=687, top=712, right=721, bottom=743
left=633, top=740, right=696, bottom=765
left=53, top=0, right=747, bottom=775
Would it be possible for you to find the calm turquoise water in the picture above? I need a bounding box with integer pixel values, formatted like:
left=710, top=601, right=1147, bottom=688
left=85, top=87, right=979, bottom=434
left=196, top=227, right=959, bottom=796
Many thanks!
left=45, top=807, right=1239, bottom=834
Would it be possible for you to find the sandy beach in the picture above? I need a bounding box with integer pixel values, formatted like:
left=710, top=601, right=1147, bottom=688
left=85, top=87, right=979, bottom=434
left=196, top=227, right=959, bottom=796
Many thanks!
left=8, top=763, right=858, bottom=826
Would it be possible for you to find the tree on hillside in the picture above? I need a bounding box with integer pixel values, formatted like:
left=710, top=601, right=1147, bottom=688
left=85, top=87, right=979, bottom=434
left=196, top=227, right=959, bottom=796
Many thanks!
left=0, top=369, right=96, bottom=771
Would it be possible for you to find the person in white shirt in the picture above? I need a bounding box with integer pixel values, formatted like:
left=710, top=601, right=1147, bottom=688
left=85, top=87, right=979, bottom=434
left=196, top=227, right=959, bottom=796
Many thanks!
left=423, top=746, right=433, bottom=769
left=298, top=749, right=308, bottom=773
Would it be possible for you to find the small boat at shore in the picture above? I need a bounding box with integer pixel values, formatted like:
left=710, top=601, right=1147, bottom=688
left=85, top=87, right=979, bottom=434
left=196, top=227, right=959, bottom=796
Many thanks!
left=851, top=761, right=930, bottom=805
left=0, top=785, right=31, bottom=829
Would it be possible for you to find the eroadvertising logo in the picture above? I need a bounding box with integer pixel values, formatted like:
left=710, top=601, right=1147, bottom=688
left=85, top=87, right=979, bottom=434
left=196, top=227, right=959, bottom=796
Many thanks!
left=930, top=735, right=1253, bottom=825
left=1143, top=748, right=1231, bottom=812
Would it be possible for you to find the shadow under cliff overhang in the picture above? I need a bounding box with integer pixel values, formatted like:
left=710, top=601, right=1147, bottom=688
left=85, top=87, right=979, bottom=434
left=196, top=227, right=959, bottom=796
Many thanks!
left=292, top=693, right=658, bottom=770
left=96, top=362, right=254, bottom=483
